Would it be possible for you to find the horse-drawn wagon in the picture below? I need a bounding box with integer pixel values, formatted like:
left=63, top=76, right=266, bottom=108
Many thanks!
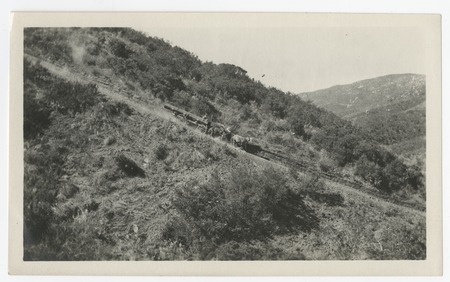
left=163, top=104, right=210, bottom=131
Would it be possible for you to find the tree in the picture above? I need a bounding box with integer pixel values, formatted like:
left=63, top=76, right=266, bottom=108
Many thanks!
left=355, top=155, right=381, bottom=185
left=109, top=38, right=133, bottom=59
left=262, top=92, right=289, bottom=119
left=379, top=159, right=408, bottom=192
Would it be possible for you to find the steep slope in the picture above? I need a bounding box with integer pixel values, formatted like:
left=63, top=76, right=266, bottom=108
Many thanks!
left=24, top=28, right=425, bottom=197
left=23, top=57, right=425, bottom=261
left=23, top=27, right=426, bottom=260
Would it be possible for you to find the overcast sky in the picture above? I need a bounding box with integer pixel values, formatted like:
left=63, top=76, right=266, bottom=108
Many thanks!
left=136, top=16, right=426, bottom=93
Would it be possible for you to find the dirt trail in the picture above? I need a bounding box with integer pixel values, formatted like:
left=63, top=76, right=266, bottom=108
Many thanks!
left=325, top=178, right=424, bottom=217
left=25, top=54, right=425, bottom=218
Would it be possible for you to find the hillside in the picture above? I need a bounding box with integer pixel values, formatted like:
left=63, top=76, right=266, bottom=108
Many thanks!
left=299, top=74, right=426, bottom=163
left=299, top=74, right=425, bottom=118
left=23, top=28, right=426, bottom=260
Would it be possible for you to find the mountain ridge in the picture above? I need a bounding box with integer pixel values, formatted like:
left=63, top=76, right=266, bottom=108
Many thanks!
left=299, top=73, right=425, bottom=117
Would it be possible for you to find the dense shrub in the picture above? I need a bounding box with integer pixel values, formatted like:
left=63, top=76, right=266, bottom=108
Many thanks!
left=355, top=154, right=422, bottom=193
left=190, top=97, right=220, bottom=120
left=171, top=90, right=192, bottom=110
left=108, top=38, right=133, bottom=59
left=24, top=144, right=66, bottom=245
left=354, top=141, right=395, bottom=167
left=24, top=28, right=72, bottom=63
left=164, top=166, right=318, bottom=248
left=317, top=150, right=337, bottom=173
left=355, top=96, right=426, bottom=145
left=46, top=81, right=101, bottom=115
left=24, top=86, right=52, bottom=139
left=154, top=144, right=169, bottom=160
left=23, top=61, right=56, bottom=139
left=150, top=72, right=186, bottom=101
left=206, top=71, right=261, bottom=104
left=262, top=91, right=290, bottom=119
left=406, top=165, right=425, bottom=197
left=355, top=155, right=381, bottom=184
left=378, top=159, right=408, bottom=192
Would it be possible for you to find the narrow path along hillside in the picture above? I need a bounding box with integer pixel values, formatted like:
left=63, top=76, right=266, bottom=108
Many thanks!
left=24, top=53, right=425, bottom=218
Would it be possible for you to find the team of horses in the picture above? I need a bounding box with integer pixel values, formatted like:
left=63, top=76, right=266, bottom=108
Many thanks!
left=206, top=125, right=252, bottom=151
left=164, top=104, right=253, bottom=151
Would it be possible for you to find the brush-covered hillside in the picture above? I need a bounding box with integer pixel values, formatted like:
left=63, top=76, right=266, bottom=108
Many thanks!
left=23, top=28, right=426, bottom=260
left=299, top=74, right=425, bottom=119
left=299, top=74, right=426, bottom=164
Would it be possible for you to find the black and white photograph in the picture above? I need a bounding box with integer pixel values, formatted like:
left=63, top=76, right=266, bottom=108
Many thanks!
left=9, top=12, right=442, bottom=275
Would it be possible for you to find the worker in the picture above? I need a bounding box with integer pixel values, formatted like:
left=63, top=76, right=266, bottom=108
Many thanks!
left=202, top=114, right=211, bottom=133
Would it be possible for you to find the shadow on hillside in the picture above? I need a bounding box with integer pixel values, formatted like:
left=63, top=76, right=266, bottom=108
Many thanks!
left=115, top=154, right=146, bottom=178
left=275, top=191, right=320, bottom=233
left=245, top=143, right=262, bottom=155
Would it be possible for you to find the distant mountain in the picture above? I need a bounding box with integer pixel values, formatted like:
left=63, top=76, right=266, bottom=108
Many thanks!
left=299, top=74, right=425, bottom=119
left=299, top=74, right=426, bottom=161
